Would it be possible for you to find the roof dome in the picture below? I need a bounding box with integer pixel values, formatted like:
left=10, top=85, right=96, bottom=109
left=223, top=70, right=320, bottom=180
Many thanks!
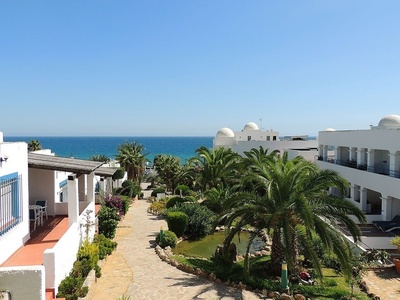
left=216, top=127, right=235, bottom=138
left=324, top=128, right=336, bottom=131
left=243, top=122, right=259, bottom=131
left=378, top=114, right=400, bottom=127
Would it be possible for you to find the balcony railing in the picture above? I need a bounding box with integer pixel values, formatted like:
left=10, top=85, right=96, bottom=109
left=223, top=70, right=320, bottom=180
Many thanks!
left=318, top=158, right=400, bottom=178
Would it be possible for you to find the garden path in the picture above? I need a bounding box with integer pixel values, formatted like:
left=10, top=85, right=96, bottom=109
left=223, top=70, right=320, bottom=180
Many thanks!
left=87, top=195, right=260, bottom=300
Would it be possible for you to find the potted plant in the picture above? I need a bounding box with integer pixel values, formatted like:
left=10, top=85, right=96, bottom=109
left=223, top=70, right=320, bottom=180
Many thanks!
left=390, top=236, right=400, bottom=274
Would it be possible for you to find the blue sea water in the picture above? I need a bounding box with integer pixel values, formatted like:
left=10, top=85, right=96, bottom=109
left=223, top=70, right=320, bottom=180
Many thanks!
left=4, top=136, right=214, bottom=164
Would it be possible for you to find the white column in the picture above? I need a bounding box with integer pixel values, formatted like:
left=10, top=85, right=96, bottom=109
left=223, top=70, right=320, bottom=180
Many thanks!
left=389, top=153, right=398, bottom=178
left=357, top=148, right=366, bottom=166
left=335, top=146, right=341, bottom=164
left=78, top=175, right=86, bottom=202
left=323, top=145, right=328, bottom=161
left=67, top=174, right=79, bottom=226
left=350, top=147, right=357, bottom=162
left=99, top=177, right=106, bottom=195
left=381, top=196, right=392, bottom=220
left=367, top=149, right=375, bottom=172
left=87, top=172, right=95, bottom=203
left=360, top=188, right=368, bottom=213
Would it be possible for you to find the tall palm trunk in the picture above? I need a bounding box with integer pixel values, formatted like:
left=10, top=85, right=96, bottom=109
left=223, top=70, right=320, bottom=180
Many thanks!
left=270, top=227, right=285, bottom=275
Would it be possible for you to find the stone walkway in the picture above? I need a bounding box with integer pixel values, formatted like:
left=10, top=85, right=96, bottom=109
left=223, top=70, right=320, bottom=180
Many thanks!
left=87, top=196, right=400, bottom=300
left=363, top=267, right=400, bottom=299
left=88, top=198, right=260, bottom=300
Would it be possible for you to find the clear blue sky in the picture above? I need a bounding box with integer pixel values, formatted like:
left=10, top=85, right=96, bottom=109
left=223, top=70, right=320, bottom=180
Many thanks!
left=1, top=1, right=399, bottom=137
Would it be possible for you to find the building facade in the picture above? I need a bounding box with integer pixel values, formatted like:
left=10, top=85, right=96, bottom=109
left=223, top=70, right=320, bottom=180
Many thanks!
left=316, top=114, right=400, bottom=224
left=213, top=121, right=318, bottom=161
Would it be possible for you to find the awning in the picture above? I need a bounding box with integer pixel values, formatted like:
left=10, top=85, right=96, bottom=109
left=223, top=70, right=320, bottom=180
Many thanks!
left=28, top=153, right=117, bottom=177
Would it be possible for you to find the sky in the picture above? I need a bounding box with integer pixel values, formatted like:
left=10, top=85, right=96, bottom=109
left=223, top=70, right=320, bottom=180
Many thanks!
left=1, top=1, right=400, bottom=137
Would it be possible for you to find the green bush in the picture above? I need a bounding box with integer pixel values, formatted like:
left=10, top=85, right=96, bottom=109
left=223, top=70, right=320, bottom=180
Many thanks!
left=148, top=199, right=167, bottom=215
left=167, top=211, right=188, bottom=237
left=98, top=206, right=120, bottom=239
left=184, top=196, right=197, bottom=203
left=112, top=167, right=125, bottom=180
left=93, top=234, right=118, bottom=260
left=156, top=229, right=178, bottom=248
left=167, top=203, right=215, bottom=239
left=77, top=240, right=99, bottom=269
left=165, top=196, right=187, bottom=209
left=118, top=180, right=140, bottom=198
left=175, top=184, right=190, bottom=196
left=151, top=187, right=166, bottom=197
left=119, top=195, right=131, bottom=215
left=57, top=274, right=88, bottom=300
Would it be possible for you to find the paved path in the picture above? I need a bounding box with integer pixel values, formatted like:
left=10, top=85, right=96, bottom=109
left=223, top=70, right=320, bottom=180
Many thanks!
left=88, top=196, right=400, bottom=300
left=88, top=198, right=260, bottom=300
left=363, top=268, right=400, bottom=299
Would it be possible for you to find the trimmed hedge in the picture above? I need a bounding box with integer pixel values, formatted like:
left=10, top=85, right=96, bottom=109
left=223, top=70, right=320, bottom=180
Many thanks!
left=156, top=230, right=178, bottom=248
left=167, top=211, right=188, bottom=237
left=175, top=184, right=190, bottom=196
left=98, top=206, right=120, bottom=239
left=165, top=196, right=186, bottom=209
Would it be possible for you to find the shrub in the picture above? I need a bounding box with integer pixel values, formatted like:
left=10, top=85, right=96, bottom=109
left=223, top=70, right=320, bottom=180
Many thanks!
left=118, top=195, right=131, bottom=215
left=175, top=184, right=190, bottom=196
left=156, top=229, right=178, bottom=248
left=167, top=203, right=215, bottom=239
left=151, top=187, right=166, bottom=197
left=77, top=240, right=99, bottom=270
left=112, top=167, right=125, bottom=180
left=105, top=195, right=125, bottom=217
left=184, top=196, right=197, bottom=203
left=118, top=180, right=140, bottom=198
left=167, top=211, right=188, bottom=237
left=93, top=234, right=118, bottom=260
left=166, top=196, right=186, bottom=209
left=98, top=206, right=120, bottom=239
left=148, top=199, right=167, bottom=215
left=57, top=274, right=88, bottom=300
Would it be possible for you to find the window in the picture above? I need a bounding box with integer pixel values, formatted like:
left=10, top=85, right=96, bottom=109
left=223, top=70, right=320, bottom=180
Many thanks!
left=247, top=136, right=251, bottom=141
left=273, top=136, right=277, bottom=141
left=0, top=172, right=22, bottom=236
left=267, top=136, right=270, bottom=141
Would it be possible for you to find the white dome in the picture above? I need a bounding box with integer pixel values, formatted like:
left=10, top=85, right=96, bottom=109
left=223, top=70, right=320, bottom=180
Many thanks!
left=324, top=128, right=336, bottom=131
left=216, top=127, right=235, bottom=138
left=243, top=122, right=259, bottom=131
left=378, top=114, right=400, bottom=127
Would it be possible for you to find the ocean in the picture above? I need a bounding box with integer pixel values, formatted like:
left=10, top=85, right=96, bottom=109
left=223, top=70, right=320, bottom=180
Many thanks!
left=4, top=136, right=214, bottom=164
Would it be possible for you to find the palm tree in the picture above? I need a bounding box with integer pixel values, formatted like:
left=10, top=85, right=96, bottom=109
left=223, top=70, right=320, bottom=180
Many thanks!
left=153, top=154, right=181, bottom=192
left=221, top=151, right=366, bottom=279
left=89, top=154, right=110, bottom=163
left=188, top=146, right=241, bottom=192
left=115, top=141, right=148, bottom=181
left=28, top=139, right=42, bottom=152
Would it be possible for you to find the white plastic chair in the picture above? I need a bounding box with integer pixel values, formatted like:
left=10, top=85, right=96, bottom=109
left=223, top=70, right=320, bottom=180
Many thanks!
left=29, top=207, right=41, bottom=231
left=35, top=200, right=48, bottom=220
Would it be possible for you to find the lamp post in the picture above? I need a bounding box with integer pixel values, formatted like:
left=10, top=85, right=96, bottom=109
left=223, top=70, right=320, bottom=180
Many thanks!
left=281, top=260, right=289, bottom=291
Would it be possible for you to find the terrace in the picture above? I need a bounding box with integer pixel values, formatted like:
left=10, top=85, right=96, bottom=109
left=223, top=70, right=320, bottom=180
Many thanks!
left=1, top=216, right=69, bottom=300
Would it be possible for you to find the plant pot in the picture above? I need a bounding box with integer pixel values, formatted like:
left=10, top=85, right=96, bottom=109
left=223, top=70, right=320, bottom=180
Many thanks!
left=393, top=258, right=400, bottom=274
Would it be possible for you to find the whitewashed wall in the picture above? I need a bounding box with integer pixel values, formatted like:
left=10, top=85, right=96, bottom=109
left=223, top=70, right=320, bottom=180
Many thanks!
left=0, top=141, right=30, bottom=264
left=43, top=202, right=95, bottom=295
left=0, top=266, right=45, bottom=300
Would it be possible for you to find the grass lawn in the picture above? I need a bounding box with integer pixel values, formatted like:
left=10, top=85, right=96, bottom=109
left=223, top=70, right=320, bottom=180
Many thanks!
left=172, top=255, right=370, bottom=300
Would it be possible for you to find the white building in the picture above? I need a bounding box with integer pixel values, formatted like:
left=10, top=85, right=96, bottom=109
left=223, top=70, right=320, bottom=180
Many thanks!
left=0, top=132, right=116, bottom=299
left=316, top=114, right=400, bottom=224
left=213, top=121, right=318, bottom=161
